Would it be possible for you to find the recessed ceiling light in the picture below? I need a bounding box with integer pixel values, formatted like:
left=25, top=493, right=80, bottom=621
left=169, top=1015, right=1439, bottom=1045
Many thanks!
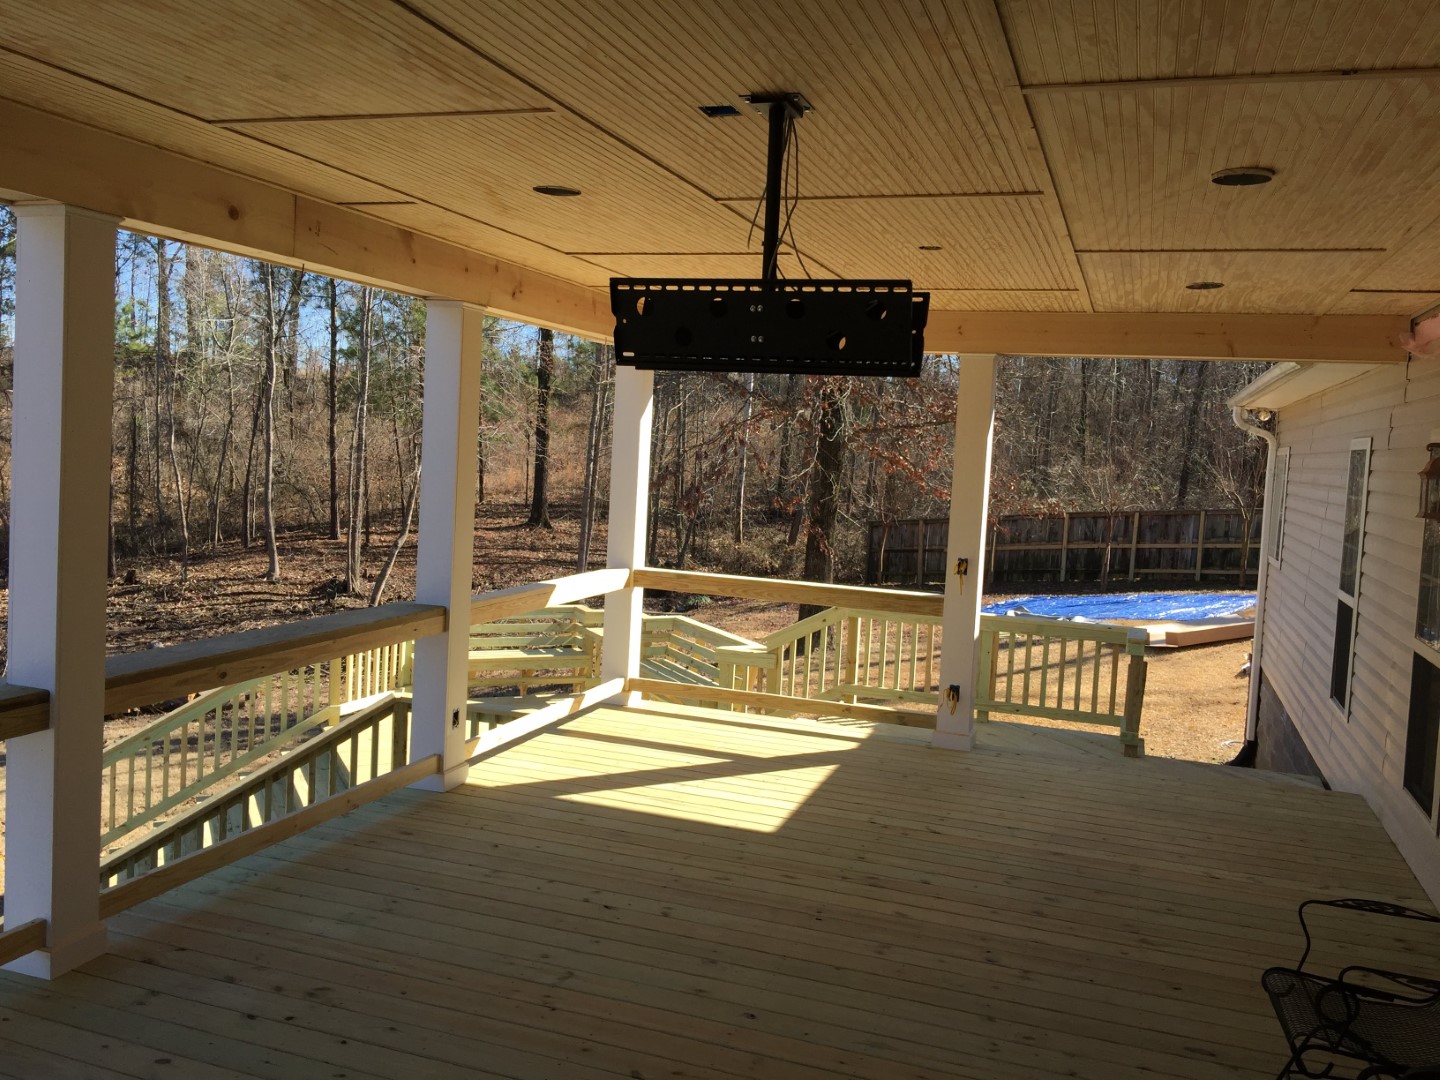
left=533, top=185, right=582, bottom=197
left=1211, top=166, right=1275, bottom=187
left=918, top=244, right=943, bottom=251
left=1186, top=280, right=1225, bottom=290
left=698, top=103, right=742, bottom=118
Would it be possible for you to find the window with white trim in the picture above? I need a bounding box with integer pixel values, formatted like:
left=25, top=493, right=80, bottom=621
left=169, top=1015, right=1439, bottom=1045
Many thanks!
left=1330, top=438, right=1370, bottom=712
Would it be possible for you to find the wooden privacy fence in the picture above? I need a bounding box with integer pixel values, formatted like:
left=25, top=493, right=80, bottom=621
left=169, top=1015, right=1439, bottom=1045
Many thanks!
left=868, top=509, right=1262, bottom=587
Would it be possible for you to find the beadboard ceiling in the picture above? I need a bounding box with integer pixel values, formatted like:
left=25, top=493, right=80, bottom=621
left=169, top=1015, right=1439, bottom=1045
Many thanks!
left=2, top=0, right=1438, bottom=320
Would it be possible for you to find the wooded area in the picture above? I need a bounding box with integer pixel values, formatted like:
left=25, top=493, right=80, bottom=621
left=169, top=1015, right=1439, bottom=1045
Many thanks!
left=0, top=207, right=1271, bottom=600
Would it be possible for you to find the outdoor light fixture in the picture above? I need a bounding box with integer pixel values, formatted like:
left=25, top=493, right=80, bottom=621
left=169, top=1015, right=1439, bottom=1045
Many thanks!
left=697, top=103, right=742, bottom=118
left=1211, top=166, right=1276, bottom=187
left=532, top=185, right=582, bottom=197
left=1186, top=281, right=1225, bottom=290
left=1419, top=444, right=1440, bottom=521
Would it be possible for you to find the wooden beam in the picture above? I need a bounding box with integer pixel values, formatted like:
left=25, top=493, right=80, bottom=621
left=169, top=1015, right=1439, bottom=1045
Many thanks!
left=104, top=602, right=446, bottom=715
left=0, top=99, right=612, bottom=339
left=923, top=311, right=1407, bottom=363
left=0, top=683, right=50, bottom=741
left=0, top=919, right=47, bottom=968
left=632, top=568, right=945, bottom=619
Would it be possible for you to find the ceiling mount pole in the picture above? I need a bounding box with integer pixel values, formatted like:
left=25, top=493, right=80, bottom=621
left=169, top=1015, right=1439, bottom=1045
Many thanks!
left=761, top=99, right=788, bottom=282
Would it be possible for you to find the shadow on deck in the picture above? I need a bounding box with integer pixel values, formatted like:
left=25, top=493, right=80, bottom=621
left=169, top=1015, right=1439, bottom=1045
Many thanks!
left=0, top=702, right=1429, bottom=1079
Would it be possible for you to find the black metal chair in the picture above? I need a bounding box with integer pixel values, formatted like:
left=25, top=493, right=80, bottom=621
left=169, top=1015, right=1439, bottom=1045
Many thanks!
left=1263, top=898, right=1440, bottom=1078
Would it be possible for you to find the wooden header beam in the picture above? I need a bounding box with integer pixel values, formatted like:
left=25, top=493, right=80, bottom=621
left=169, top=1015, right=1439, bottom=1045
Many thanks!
left=0, top=99, right=612, bottom=339
left=923, top=311, right=1408, bottom=364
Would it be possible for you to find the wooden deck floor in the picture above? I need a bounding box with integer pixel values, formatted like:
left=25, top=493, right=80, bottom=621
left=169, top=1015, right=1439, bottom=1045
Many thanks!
left=0, top=702, right=1432, bottom=1079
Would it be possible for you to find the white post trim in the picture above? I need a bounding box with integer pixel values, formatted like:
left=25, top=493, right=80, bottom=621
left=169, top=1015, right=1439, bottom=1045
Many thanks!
left=409, top=300, right=484, bottom=791
left=600, top=365, right=655, bottom=702
left=5, top=204, right=117, bottom=977
left=933, top=354, right=997, bottom=750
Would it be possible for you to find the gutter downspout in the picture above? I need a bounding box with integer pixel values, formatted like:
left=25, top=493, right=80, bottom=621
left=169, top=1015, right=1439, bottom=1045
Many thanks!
left=1230, top=405, right=1277, bottom=757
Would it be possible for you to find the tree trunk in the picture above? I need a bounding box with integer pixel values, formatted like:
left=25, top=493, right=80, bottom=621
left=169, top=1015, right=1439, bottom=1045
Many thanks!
left=369, top=460, right=420, bottom=607
left=127, top=407, right=140, bottom=553
left=210, top=358, right=235, bottom=548
left=734, top=371, right=754, bottom=543
left=346, top=287, right=374, bottom=593
left=1175, top=361, right=1211, bottom=506
left=327, top=278, right=341, bottom=540
left=152, top=239, right=171, bottom=540
left=798, top=380, right=846, bottom=623
left=260, top=265, right=281, bottom=581
left=577, top=343, right=611, bottom=571
left=528, top=327, right=554, bottom=527
left=166, top=348, right=190, bottom=584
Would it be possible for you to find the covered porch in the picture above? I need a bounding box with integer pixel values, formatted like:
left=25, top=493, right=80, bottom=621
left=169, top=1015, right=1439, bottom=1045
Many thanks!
left=0, top=2, right=1436, bottom=1074
left=0, top=698, right=1423, bottom=1080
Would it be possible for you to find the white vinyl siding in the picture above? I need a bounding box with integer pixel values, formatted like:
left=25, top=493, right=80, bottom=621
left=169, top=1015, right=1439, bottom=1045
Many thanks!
left=1259, top=357, right=1440, bottom=901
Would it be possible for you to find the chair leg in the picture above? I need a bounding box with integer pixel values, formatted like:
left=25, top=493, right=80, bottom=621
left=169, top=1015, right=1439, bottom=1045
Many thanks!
left=1275, top=1040, right=1340, bottom=1080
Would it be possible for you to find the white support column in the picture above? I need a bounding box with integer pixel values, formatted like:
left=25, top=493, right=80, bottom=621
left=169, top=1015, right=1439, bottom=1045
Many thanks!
left=409, top=300, right=484, bottom=791
left=5, top=205, right=117, bottom=977
left=600, top=365, right=655, bottom=702
left=933, top=354, right=997, bottom=750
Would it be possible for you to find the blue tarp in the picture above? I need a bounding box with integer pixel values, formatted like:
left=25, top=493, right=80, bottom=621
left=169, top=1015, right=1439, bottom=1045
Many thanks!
left=982, top=591, right=1256, bottom=622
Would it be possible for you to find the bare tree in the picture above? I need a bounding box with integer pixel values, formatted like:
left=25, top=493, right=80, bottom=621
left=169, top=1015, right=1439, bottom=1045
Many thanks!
left=346, top=286, right=374, bottom=594
left=528, top=327, right=554, bottom=528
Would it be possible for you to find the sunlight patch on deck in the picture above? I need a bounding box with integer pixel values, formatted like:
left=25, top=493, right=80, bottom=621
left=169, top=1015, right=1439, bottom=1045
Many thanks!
left=551, top=762, right=840, bottom=832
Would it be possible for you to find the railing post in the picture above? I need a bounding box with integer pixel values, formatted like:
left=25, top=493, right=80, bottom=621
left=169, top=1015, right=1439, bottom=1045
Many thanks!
left=410, top=300, right=484, bottom=791
left=1121, top=629, right=1149, bottom=757
left=841, top=614, right=861, bottom=703
left=975, top=627, right=995, bottom=723
left=601, top=366, right=655, bottom=702
left=933, top=354, right=996, bottom=750
left=4, top=204, right=116, bottom=977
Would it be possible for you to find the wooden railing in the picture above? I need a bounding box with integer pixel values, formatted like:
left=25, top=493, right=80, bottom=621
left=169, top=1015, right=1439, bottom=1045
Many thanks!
left=468, top=605, right=601, bottom=696
left=0, top=682, right=50, bottom=740
left=977, top=614, right=1148, bottom=756
left=760, top=605, right=939, bottom=708
left=88, top=571, right=630, bottom=930
left=101, top=694, right=411, bottom=888
left=101, top=635, right=417, bottom=850
left=85, top=600, right=448, bottom=929
left=630, top=568, right=1148, bottom=753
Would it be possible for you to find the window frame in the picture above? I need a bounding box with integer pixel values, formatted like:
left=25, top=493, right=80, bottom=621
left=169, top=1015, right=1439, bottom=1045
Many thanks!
left=1330, top=437, right=1371, bottom=715
left=1268, top=445, right=1290, bottom=566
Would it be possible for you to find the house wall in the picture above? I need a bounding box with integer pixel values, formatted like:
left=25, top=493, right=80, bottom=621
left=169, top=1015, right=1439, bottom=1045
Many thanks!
left=1261, top=355, right=1440, bottom=904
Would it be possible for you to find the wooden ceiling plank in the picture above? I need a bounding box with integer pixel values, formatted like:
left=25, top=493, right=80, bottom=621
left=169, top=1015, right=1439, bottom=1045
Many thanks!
left=0, top=53, right=402, bottom=207
left=0, top=0, right=547, bottom=120
left=968, top=0, right=1095, bottom=310
left=924, top=310, right=1407, bottom=362
left=0, top=99, right=611, bottom=338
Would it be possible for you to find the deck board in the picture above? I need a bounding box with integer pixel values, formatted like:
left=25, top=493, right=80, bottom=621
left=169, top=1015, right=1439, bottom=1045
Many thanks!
left=0, top=702, right=1433, bottom=1078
